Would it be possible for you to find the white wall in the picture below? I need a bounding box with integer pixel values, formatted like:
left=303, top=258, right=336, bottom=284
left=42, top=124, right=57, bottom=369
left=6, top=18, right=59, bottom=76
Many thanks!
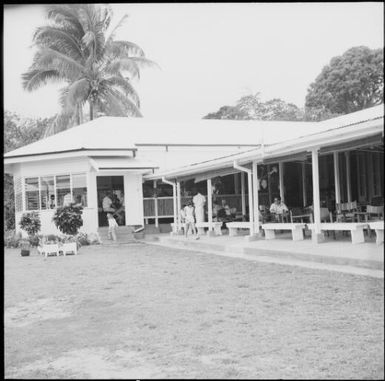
left=124, top=173, right=144, bottom=226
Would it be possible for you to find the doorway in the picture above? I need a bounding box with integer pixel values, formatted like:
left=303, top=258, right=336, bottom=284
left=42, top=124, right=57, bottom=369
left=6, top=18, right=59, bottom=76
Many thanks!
left=97, top=176, right=125, bottom=227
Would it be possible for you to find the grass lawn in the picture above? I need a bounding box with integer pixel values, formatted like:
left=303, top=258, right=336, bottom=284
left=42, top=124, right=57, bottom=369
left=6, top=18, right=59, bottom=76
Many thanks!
left=4, top=243, right=384, bottom=379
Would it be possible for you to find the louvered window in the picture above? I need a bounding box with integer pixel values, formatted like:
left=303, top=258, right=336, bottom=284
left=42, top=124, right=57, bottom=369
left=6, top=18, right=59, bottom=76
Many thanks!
left=25, top=177, right=40, bottom=210
left=14, top=177, right=23, bottom=212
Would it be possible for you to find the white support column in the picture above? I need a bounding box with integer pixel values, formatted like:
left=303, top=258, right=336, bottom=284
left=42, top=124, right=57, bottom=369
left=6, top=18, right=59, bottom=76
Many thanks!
left=176, top=181, right=181, bottom=232
left=279, top=162, right=284, bottom=202
left=345, top=152, right=352, bottom=203
left=153, top=180, right=158, bottom=228
left=207, top=178, right=214, bottom=236
left=302, top=162, right=307, bottom=207
left=252, top=161, right=260, bottom=236
left=312, top=148, right=324, bottom=243
left=241, top=172, right=246, bottom=215
left=333, top=152, right=341, bottom=205
left=247, top=171, right=254, bottom=235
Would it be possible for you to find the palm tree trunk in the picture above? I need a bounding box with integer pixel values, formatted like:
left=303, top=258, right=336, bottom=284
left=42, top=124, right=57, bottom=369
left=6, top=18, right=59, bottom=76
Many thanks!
left=89, top=101, right=94, bottom=121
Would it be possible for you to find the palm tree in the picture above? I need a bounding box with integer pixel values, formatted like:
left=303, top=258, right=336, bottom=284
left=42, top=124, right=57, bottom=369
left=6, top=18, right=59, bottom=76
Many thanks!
left=22, top=4, right=157, bottom=136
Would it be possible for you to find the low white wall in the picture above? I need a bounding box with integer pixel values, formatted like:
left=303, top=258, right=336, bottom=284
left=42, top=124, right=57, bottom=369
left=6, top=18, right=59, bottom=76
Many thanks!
left=15, top=208, right=98, bottom=237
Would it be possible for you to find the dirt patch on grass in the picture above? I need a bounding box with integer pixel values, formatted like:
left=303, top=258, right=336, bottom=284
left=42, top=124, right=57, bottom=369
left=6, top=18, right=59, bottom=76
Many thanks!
left=4, top=245, right=384, bottom=379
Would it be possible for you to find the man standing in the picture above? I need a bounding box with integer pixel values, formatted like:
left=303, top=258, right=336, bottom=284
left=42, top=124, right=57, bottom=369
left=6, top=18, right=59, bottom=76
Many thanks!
left=193, top=191, right=206, bottom=223
left=102, top=191, right=115, bottom=213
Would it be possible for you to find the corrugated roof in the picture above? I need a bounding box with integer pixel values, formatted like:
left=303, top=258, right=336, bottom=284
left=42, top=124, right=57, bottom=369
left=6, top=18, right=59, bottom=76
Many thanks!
left=4, top=104, right=384, bottom=160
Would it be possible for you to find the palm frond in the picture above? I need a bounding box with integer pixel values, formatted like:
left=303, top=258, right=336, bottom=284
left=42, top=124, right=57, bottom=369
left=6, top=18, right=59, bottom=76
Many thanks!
left=62, top=79, right=90, bottom=111
left=32, top=48, right=84, bottom=81
left=103, top=76, right=140, bottom=107
left=104, top=87, right=142, bottom=117
left=33, top=25, right=84, bottom=61
left=45, top=4, right=84, bottom=36
left=105, top=57, right=140, bottom=78
left=106, top=40, right=145, bottom=58
left=22, top=69, right=63, bottom=91
left=105, top=14, right=128, bottom=47
left=44, top=111, right=76, bottom=137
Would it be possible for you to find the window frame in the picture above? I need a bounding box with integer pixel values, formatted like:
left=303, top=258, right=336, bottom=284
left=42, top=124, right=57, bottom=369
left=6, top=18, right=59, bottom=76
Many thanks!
left=22, top=172, right=89, bottom=212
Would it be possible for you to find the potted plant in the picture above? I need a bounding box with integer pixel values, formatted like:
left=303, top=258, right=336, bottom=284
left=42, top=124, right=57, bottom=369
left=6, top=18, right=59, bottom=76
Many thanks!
left=19, top=212, right=41, bottom=256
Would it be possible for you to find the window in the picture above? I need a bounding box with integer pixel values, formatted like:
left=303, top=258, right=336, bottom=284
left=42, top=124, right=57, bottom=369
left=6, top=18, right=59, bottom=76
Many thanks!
left=56, top=175, right=71, bottom=207
left=25, top=177, right=40, bottom=210
left=40, top=176, right=55, bottom=209
left=72, top=173, right=88, bottom=206
left=14, top=177, right=23, bottom=213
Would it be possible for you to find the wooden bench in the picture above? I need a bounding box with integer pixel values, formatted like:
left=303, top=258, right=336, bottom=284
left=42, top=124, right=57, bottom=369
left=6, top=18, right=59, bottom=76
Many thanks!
left=368, top=221, right=384, bottom=245
left=307, top=223, right=367, bottom=244
left=195, top=222, right=223, bottom=235
left=262, top=223, right=306, bottom=241
left=225, top=222, right=252, bottom=236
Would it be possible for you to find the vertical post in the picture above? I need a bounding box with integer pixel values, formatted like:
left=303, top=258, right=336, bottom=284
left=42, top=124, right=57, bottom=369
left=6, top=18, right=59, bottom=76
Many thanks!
left=302, top=162, right=307, bottom=207
left=247, top=171, right=254, bottom=233
left=207, top=178, right=213, bottom=234
left=312, top=148, right=323, bottom=243
left=241, top=172, right=246, bottom=215
left=279, top=162, right=284, bottom=202
left=172, top=182, right=177, bottom=234
left=176, top=181, right=181, bottom=231
left=333, top=152, right=341, bottom=205
left=234, top=173, right=239, bottom=194
left=267, top=164, right=272, bottom=206
left=252, top=161, right=260, bottom=235
left=345, top=151, right=352, bottom=203
left=153, top=180, right=158, bottom=228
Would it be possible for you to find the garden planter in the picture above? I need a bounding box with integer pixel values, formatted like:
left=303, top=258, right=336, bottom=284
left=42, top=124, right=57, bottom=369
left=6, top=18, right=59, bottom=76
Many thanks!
left=20, top=240, right=31, bottom=256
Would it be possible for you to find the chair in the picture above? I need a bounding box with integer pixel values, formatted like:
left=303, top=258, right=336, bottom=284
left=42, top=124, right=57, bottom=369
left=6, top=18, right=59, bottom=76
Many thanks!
left=320, top=207, right=333, bottom=222
left=37, top=236, right=60, bottom=257
left=366, top=205, right=384, bottom=221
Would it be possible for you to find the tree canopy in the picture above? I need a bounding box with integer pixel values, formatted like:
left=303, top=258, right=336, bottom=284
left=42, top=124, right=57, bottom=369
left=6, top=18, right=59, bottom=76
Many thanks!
left=203, top=93, right=304, bottom=121
left=305, top=46, right=384, bottom=115
left=22, top=4, right=157, bottom=136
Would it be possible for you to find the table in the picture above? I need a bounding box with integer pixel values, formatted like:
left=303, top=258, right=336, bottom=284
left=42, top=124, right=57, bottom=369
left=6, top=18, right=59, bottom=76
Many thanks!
left=291, top=213, right=313, bottom=223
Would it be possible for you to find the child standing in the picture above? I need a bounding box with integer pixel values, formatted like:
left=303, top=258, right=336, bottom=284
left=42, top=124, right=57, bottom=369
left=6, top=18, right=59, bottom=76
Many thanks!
left=107, top=212, right=118, bottom=241
left=183, top=201, right=199, bottom=239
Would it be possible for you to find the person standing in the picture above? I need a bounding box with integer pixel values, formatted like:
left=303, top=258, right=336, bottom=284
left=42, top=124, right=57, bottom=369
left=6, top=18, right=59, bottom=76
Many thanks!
left=106, top=212, right=118, bottom=241
left=193, top=191, right=206, bottom=223
left=183, top=201, right=199, bottom=239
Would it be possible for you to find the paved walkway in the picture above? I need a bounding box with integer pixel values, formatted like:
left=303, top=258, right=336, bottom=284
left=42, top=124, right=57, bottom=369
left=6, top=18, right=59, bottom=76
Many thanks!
left=147, top=232, right=384, bottom=279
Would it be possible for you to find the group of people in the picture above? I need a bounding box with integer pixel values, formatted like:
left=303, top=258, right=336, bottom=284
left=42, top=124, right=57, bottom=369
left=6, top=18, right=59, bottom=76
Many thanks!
left=179, top=192, right=240, bottom=238
left=102, top=190, right=125, bottom=241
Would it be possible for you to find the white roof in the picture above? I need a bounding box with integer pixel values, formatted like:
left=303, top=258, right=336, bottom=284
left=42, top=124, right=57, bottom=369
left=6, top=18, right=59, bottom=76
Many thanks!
left=4, top=104, right=384, bottom=162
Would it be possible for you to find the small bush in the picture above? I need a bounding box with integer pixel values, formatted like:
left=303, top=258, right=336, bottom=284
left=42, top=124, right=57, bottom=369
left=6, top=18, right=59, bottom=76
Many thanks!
left=53, top=204, right=83, bottom=236
left=19, top=212, right=41, bottom=238
left=76, top=232, right=90, bottom=246
left=4, top=230, right=22, bottom=248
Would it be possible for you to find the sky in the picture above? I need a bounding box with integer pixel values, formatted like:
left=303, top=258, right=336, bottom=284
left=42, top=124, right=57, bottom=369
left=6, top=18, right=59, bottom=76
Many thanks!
left=3, top=2, right=384, bottom=120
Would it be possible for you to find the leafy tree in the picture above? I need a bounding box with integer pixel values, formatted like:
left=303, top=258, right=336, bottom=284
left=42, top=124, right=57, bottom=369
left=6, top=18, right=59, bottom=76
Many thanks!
left=22, top=4, right=158, bottom=136
left=305, top=46, right=384, bottom=115
left=203, top=93, right=304, bottom=121
left=203, top=105, right=250, bottom=120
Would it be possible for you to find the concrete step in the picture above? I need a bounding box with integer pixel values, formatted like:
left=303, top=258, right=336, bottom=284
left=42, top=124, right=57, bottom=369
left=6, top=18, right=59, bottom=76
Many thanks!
left=157, top=236, right=383, bottom=271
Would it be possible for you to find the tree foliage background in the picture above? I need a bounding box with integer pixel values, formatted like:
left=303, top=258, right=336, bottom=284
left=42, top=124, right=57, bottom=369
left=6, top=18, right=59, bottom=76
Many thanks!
left=305, top=46, right=383, bottom=115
